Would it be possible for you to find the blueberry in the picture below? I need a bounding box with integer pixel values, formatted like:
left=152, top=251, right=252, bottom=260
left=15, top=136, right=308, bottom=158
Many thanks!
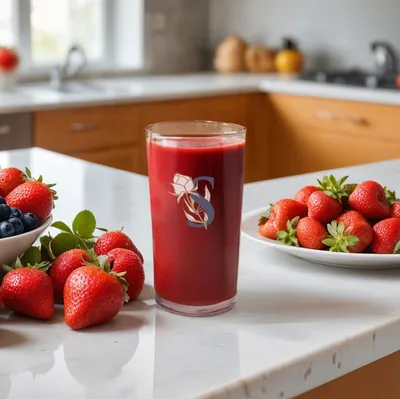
left=8, top=217, right=24, bottom=235
left=9, top=208, right=22, bottom=219
left=0, top=204, right=11, bottom=222
left=21, top=213, right=38, bottom=232
left=0, top=197, right=6, bottom=205
left=0, top=221, right=14, bottom=238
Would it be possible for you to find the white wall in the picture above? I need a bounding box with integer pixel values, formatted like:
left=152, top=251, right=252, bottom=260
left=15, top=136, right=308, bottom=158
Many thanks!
left=209, top=0, right=400, bottom=71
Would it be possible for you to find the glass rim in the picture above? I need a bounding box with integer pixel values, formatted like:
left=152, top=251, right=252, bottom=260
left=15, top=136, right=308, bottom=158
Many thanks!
left=146, top=120, right=246, bottom=138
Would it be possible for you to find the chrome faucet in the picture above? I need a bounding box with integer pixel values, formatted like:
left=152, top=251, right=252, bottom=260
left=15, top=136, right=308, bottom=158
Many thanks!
left=50, top=44, right=87, bottom=90
left=370, top=41, right=398, bottom=76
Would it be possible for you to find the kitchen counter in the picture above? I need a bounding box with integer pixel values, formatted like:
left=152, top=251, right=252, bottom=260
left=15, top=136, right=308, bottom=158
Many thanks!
left=2, top=148, right=400, bottom=398
left=1, top=73, right=400, bottom=114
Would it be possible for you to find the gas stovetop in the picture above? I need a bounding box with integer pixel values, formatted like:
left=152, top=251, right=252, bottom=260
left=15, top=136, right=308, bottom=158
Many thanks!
left=298, top=69, right=398, bottom=90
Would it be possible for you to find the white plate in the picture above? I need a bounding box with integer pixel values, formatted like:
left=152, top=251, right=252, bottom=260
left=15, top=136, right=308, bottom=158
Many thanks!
left=241, top=208, right=400, bottom=270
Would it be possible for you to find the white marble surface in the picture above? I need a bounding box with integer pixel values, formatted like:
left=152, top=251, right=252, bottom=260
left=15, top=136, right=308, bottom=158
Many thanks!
left=1, top=73, right=400, bottom=115
left=2, top=148, right=400, bottom=399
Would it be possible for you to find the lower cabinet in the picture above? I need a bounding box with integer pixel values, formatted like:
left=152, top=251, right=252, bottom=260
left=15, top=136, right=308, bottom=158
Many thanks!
left=69, top=146, right=144, bottom=173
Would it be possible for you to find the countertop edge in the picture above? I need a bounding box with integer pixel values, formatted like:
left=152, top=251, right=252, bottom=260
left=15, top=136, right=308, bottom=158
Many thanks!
left=196, top=317, right=400, bottom=399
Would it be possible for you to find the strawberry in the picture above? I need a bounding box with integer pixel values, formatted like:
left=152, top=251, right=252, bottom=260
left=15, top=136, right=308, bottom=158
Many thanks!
left=108, top=248, right=145, bottom=300
left=0, top=167, right=25, bottom=197
left=64, top=265, right=126, bottom=330
left=296, top=217, right=328, bottom=250
left=0, top=47, right=19, bottom=72
left=258, top=199, right=307, bottom=239
left=294, top=186, right=318, bottom=207
left=322, top=220, right=360, bottom=253
left=308, top=191, right=342, bottom=224
left=335, top=211, right=373, bottom=253
left=390, top=200, right=400, bottom=219
left=1, top=263, right=54, bottom=320
left=372, top=218, right=400, bottom=254
left=50, top=249, right=91, bottom=303
left=6, top=181, right=56, bottom=222
left=94, top=231, right=143, bottom=263
left=348, top=181, right=389, bottom=219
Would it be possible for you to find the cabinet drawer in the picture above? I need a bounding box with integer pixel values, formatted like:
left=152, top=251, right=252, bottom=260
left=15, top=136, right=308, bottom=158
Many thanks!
left=268, top=94, right=400, bottom=143
left=35, top=105, right=139, bottom=153
left=70, top=146, right=144, bottom=173
left=0, top=113, right=32, bottom=150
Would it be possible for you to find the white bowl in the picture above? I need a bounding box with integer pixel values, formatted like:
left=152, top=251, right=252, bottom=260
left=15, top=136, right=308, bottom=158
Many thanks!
left=241, top=208, right=400, bottom=270
left=0, top=215, right=53, bottom=266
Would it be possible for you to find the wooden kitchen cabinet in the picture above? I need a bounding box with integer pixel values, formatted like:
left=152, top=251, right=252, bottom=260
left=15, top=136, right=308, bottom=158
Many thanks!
left=266, top=93, right=400, bottom=178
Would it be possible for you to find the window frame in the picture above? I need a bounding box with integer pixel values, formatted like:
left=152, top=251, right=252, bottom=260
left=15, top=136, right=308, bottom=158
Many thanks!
left=9, top=0, right=143, bottom=77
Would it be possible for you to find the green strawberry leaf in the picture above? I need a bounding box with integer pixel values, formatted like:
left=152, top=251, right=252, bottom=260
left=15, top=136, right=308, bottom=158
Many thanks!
left=96, top=227, right=108, bottom=232
left=72, top=210, right=97, bottom=239
left=21, top=246, right=41, bottom=266
left=40, top=234, right=55, bottom=261
left=50, top=233, right=81, bottom=257
left=394, top=240, right=400, bottom=254
left=51, top=221, right=73, bottom=234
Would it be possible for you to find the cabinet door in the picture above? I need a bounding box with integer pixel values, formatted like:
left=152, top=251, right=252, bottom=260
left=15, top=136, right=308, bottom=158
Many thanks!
left=266, top=94, right=400, bottom=178
left=70, top=146, right=143, bottom=173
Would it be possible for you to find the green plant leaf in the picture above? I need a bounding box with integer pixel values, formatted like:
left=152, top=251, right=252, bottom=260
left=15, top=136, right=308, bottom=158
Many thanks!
left=20, top=246, right=41, bottom=266
left=40, top=234, right=55, bottom=261
left=394, top=240, right=400, bottom=254
left=72, top=210, right=97, bottom=239
left=337, top=221, right=345, bottom=235
left=96, top=227, right=108, bottom=232
left=51, top=221, right=73, bottom=234
left=50, top=233, right=81, bottom=257
left=322, top=238, right=336, bottom=246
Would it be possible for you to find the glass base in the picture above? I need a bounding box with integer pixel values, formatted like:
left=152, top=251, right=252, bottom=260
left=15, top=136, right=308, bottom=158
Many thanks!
left=155, top=293, right=237, bottom=317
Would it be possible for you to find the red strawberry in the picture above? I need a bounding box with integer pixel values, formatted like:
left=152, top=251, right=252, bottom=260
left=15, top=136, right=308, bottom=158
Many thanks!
left=108, top=248, right=145, bottom=300
left=94, top=231, right=143, bottom=263
left=390, top=200, right=400, bottom=219
left=0, top=167, right=25, bottom=197
left=348, top=181, right=389, bottom=219
left=6, top=181, right=55, bottom=222
left=308, top=191, right=342, bottom=224
left=64, top=265, right=126, bottom=330
left=296, top=217, right=328, bottom=250
left=336, top=211, right=373, bottom=253
left=50, top=249, right=91, bottom=303
left=372, top=218, right=400, bottom=254
left=294, top=186, right=318, bottom=207
left=0, top=48, right=19, bottom=72
left=258, top=199, right=307, bottom=240
left=2, top=266, right=54, bottom=319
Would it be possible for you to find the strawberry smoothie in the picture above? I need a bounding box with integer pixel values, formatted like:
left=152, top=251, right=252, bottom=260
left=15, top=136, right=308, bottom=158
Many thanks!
left=147, top=121, right=246, bottom=316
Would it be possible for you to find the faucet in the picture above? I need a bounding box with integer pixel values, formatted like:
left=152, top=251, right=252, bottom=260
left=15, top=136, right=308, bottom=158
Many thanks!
left=50, top=44, right=87, bottom=90
left=370, top=41, right=398, bottom=76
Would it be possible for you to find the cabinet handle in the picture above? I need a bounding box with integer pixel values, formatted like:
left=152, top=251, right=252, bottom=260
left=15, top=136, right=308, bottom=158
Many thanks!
left=0, top=125, right=11, bottom=135
left=346, top=116, right=367, bottom=125
left=315, top=110, right=339, bottom=121
left=70, top=123, right=99, bottom=132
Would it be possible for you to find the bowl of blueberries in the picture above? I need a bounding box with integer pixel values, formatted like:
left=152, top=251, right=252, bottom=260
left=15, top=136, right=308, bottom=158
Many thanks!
left=0, top=197, right=52, bottom=265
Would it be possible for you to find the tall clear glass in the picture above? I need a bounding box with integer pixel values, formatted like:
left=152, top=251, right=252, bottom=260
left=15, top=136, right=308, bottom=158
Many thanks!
left=147, top=121, right=246, bottom=316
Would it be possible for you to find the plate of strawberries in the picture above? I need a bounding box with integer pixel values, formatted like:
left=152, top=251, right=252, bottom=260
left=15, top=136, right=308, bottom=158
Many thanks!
left=241, top=175, right=400, bottom=269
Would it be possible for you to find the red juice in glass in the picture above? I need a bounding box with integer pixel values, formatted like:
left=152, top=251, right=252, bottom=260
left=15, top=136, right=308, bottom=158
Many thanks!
left=147, top=121, right=246, bottom=316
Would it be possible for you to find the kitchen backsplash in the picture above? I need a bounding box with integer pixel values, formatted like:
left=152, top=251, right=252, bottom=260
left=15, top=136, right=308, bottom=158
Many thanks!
left=209, top=0, right=400, bottom=71
left=145, top=0, right=210, bottom=74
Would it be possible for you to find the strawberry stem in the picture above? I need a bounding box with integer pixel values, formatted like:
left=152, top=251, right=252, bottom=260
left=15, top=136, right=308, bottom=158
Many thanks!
left=317, top=175, right=349, bottom=203
left=276, top=216, right=300, bottom=246
left=322, top=221, right=359, bottom=252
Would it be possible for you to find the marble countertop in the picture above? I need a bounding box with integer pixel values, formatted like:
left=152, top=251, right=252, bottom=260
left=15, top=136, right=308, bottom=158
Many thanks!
left=2, top=148, right=400, bottom=399
left=1, top=73, right=400, bottom=115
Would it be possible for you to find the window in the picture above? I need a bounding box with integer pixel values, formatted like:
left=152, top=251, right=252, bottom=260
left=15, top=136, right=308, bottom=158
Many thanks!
left=0, top=0, right=143, bottom=72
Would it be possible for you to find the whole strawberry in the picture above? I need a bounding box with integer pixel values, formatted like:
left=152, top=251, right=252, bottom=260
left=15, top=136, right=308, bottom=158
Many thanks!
left=108, top=248, right=145, bottom=300
left=348, top=181, right=389, bottom=220
left=94, top=231, right=143, bottom=263
left=294, top=186, right=318, bottom=207
left=296, top=217, right=328, bottom=250
left=258, top=199, right=307, bottom=239
left=0, top=167, right=25, bottom=197
left=308, top=191, right=342, bottom=224
left=2, top=264, right=54, bottom=319
left=50, top=249, right=91, bottom=303
left=64, top=265, right=126, bottom=330
left=372, top=218, right=400, bottom=254
left=6, top=181, right=56, bottom=222
left=336, top=211, right=373, bottom=253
